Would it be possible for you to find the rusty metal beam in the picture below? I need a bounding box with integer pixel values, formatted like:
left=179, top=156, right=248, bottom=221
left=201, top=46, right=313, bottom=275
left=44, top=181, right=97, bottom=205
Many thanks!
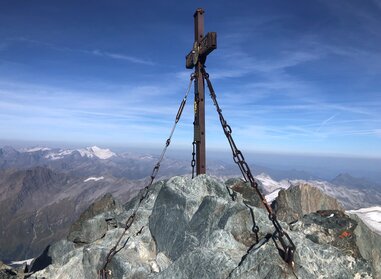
left=186, top=8, right=217, bottom=176
left=194, top=8, right=206, bottom=175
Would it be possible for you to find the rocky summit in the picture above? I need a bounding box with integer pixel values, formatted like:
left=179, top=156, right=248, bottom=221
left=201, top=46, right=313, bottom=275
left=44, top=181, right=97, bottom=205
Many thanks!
left=21, top=175, right=380, bottom=278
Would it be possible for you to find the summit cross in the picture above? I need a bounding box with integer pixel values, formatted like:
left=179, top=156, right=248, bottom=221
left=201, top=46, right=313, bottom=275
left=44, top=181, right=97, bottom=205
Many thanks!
left=185, top=8, right=217, bottom=175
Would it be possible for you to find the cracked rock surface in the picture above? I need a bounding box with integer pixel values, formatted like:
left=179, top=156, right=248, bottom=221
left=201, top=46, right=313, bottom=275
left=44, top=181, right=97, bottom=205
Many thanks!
left=29, top=175, right=379, bottom=278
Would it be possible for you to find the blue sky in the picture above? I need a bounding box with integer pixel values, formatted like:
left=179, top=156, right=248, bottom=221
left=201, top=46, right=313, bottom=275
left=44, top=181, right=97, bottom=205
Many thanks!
left=0, top=0, right=380, bottom=158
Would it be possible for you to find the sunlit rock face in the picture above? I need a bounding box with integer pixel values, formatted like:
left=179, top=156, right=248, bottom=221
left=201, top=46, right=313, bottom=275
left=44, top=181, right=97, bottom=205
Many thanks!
left=28, top=175, right=379, bottom=279
left=273, top=182, right=345, bottom=223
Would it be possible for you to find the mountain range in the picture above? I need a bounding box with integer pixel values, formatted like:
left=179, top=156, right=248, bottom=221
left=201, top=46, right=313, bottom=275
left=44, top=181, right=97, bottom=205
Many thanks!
left=0, top=145, right=380, bottom=263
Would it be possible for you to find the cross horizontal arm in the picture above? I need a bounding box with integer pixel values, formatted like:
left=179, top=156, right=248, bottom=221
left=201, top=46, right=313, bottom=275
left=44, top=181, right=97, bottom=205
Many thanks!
left=186, top=32, right=217, bottom=69
left=199, top=32, right=217, bottom=57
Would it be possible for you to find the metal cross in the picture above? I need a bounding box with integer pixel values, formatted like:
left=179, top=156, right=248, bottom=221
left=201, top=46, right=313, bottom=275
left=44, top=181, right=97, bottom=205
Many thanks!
left=185, top=8, right=217, bottom=175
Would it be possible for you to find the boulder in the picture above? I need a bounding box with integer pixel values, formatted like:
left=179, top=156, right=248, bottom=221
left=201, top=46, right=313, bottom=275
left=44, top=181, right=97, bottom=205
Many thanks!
left=225, top=178, right=265, bottom=208
left=273, top=182, right=344, bottom=223
left=290, top=210, right=361, bottom=257
left=67, top=193, right=121, bottom=244
left=350, top=214, right=381, bottom=278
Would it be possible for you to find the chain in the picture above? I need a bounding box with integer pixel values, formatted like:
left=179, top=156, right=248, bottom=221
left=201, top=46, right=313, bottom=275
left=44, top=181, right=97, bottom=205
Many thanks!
left=99, top=74, right=195, bottom=278
left=191, top=141, right=196, bottom=178
left=243, top=201, right=259, bottom=244
left=201, top=66, right=296, bottom=266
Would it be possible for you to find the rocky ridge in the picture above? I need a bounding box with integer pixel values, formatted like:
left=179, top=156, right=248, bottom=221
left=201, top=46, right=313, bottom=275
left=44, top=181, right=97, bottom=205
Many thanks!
left=23, top=175, right=381, bottom=279
left=0, top=166, right=144, bottom=261
left=273, top=182, right=345, bottom=223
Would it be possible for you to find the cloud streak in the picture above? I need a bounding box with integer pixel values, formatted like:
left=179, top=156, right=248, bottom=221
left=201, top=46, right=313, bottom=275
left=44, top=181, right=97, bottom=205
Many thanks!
left=6, top=37, right=155, bottom=66
left=91, top=50, right=155, bottom=65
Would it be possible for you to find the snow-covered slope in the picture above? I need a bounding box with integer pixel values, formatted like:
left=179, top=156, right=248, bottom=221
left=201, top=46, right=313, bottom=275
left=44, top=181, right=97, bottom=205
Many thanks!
left=265, top=189, right=282, bottom=203
left=77, top=146, right=115, bottom=159
left=23, top=147, right=51, bottom=153
left=44, top=146, right=116, bottom=160
left=255, top=173, right=291, bottom=202
left=347, top=206, right=381, bottom=235
left=255, top=173, right=290, bottom=193
left=45, top=149, right=75, bottom=160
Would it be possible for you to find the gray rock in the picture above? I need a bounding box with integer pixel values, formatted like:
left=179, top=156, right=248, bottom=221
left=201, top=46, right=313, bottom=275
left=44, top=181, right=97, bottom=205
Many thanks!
left=273, top=182, right=344, bottom=223
left=149, top=181, right=189, bottom=260
left=290, top=210, right=362, bottom=257
left=0, top=261, right=18, bottom=279
left=48, top=239, right=77, bottom=266
left=155, top=252, right=172, bottom=272
left=149, top=176, right=232, bottom=260
left=29, top=240, right=77, bottom=273
left=228, top=232, right=372, bottom=279
left=29, top=175, right=380, bottom=279
left=67, top=193, right=121, bottom=244
left=150, top=247, right=236, bottom=279
left=225, top=178, right=265, bottom=208
left=217, top=202, right=273, bottom=251
left=350, top=214, right=381, bottom=279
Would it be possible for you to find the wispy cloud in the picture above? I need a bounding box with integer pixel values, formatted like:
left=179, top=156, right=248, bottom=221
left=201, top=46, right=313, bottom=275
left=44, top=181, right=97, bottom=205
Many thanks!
left=6, top=37, right=155, bottom=66
left=90, top=50, right=155, bottom=65
left=316, top=113, right=339, bottom=133
left=0, top=76, right=193, bottom=143
left=209, top=49, right=320, bottom=80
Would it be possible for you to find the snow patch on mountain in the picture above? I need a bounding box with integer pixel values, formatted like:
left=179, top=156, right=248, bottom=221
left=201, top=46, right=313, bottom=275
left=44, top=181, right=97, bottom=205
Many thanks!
left=23, top=147, right=51, bottom=153
left=256, top=173, right=290, bottom=193
left=265, top=189, right=282, bottom=203
left=77, top=146, right=115, bottom=159
left=84, top=176, right=105, bottom=182
left=10, top=258, right=34, bottom=266
left=45, top=146, right=115, bottom=160
left=45, top=149, right=74, bottom=160
left=347, top=206, right=381, bottom=235
left=252, top=173, right=291, bottom=202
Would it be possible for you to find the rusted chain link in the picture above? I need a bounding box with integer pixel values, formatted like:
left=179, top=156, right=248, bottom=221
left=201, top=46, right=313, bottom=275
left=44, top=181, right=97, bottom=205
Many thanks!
left=99, top=74, right=195, bottom=278
left=191, top=141, right=196, bottom=178
left=201, top=67, right=296, bottom=266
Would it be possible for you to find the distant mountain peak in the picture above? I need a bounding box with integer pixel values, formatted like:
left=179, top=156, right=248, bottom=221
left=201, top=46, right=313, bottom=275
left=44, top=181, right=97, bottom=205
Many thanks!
left=44, top=146, right=116, bottom=160
left=333, top=172, right=353, bottom=180
left=0, top=145, right=18, bottom=154
left=78, top=146, right=116, bottom=159
left=331, top=172, right=374, bottom=189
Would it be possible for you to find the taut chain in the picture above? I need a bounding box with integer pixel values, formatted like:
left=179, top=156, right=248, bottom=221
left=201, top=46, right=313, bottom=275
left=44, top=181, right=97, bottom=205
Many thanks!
left=98, top=74, right=195, bottom=278
left=201, top=66, right=296, bottom=266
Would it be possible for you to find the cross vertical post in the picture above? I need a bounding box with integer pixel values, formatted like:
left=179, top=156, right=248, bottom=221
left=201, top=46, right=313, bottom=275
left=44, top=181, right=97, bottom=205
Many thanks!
left=186, top=8, right=217, bottom=176
left=194, top=8, right=206, bottom=175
